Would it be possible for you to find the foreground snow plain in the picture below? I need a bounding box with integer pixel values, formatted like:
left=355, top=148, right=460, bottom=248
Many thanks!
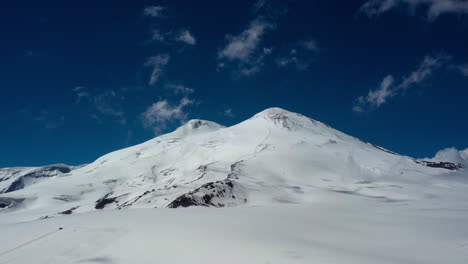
left=1, top=108, right=468, bottom=263
left=1, top=201, right=468, bottom=264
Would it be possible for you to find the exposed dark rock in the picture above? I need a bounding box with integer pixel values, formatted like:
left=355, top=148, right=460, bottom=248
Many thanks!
left=416, top=160, right=464, bottom=171
left=95, top=193, right=117, bottom=209
left=118, top=190, right=153, bottom=209
left=167, top=196, right=207, bottom=208
left=227, top=161, right=244, bottom=180
left=167, top=179, right=243, bottom=208
left=3, top=178, right=25, bottom=193
left=202, top=194, right=213, bottom=204
left=0, top=197, right=23, bottom=209
left=191, top=120, right=203, bottom=129
left=370, top=144, right=399, bottom=156
left=271, top=114, right=291, bottom=129
left=53, top=195, right=76, bottom=202
left=59, top=206, right=79, bottom=215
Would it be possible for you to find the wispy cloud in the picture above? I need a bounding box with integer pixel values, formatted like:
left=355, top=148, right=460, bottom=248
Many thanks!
left=72, top=87, right=126, bottom=124
left=143, top=6, right=166, bottom=18
left=224, top=108, right=235, bottom=118
left=166, top=84, right=194, bottom=96
left=252, top=0, right=268, bottom=13
left=144, top=54, right=170, bottom=86
left=353, top=75, right=395, bottom=112
left=276, top=49, right=310, bottom=71
left=238, top=47, right=273, bottom=76
left=252, top=0, right=289, bottom=18
left=33, top=110, right=65, bottom=129
left=24, top=50, right=39, bottom=57
left=399, top=54, right=450, bottom=89
left=151, top=29, right=166, bottom=42
left=353, top=54, right=452, bottom=112
left=219, top=18, right=273, bottom=62
left=458, top=64, right=468, bottom=76
left=300, top=39, right=320, bottom=52
left=175, top=30, right=196, bottom=45
left=218, top=18, right=274, bottom=76
left=73, top=86, right=85, bottom=92
left=72, top=86, right=90, bottom=103
left=141, top=97, right=194, bottom=134
left=93, top=91, right=125, bottom=120
left=359, top=0, right=468, bottom=20
left=275, top=39, right=319, bottom=71
left=151, top=29, right=197, bottom=46
left=217, top=0, right=288, bottom=77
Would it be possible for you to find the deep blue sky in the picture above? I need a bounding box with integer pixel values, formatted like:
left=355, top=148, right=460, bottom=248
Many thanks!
left=1, top=0, right=467, bottom=167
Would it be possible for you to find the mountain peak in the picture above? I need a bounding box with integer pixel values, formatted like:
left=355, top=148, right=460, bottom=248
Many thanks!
left=174, top=119, right=225, bottom=135
left=254, top=107, right=295, bottom=117
left=185, top=119, right=224, bottom=129
left=252, top=107, right=313, bottom=130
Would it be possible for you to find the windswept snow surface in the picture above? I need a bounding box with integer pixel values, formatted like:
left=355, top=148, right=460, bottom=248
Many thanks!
left=1, top=108, right=468, bottom=263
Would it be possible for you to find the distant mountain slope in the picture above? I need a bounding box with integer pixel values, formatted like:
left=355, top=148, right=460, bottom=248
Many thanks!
left=0, top=108, right=465, bottom=222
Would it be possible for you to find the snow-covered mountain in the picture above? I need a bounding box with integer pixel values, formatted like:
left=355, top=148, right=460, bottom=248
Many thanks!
left=1, top=108, right=468, bottom=264
left=0, top=107, right=465, bottom=222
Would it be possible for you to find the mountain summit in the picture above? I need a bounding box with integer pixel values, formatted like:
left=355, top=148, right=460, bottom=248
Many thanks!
left=0, top=108, right=465, bottom=222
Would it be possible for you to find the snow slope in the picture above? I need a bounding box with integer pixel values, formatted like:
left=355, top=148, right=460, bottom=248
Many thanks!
left=1, top=203, right=468, bottom=264
left=1, top=107, right=467, bottom=263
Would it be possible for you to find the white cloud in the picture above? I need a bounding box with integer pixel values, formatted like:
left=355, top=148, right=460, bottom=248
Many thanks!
left=72, top=86, right=90, bottom=103
left=251, top=0, right=289, bottom=18
left=237, top=47, right=272, bottom=76
left=399, top=54, right=450, bottom=89
left=367, top=75, right=395, bottom=106
left=72, top=88, right=126, bottom=124
left=360, top=0, right=468, bottom=20
left=73, top=86, right=85, bottom=92
left=93, top=90, right=125, bottom=118
left=141, top=97, right=194, bottom=133
left=252, top=0, right=268, bottom=13
left=75, top=91, right=90, bottom=103
left=175, top=30, right=196, bottom=45
left=24, top=50, right=38, bottom=57
left=275, top=39, right=319, bottom=71
left=301, top=39, right=320, bottom=52
left=34, top=110, right=65, bottom=129
left=224, top=108, right=235, bottom=118
left=217, top=17, right=274, bottom=77
left=151, top=30, right=166, bottom=42
left=359, top=0, right=399, bottom=17
left=275, top=51, right=309, bottom=71
left=353, top=75, right=395, bottom=112
left=143, top=6, right=166, bottom=18
left=166, top=84, right=194, bottom=95
left=353, top=54, right=451, bottom=112
left=458, top=64, right=468, bottom=76
left=428, top=147, right=468, bottom=166
left=150, top=29, right=196, bottom=45
left=218, top=18, right=273, bottom=62
left=217, top=0, right=289, bottom=77
left=144, top=54, right=170, bottom=86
